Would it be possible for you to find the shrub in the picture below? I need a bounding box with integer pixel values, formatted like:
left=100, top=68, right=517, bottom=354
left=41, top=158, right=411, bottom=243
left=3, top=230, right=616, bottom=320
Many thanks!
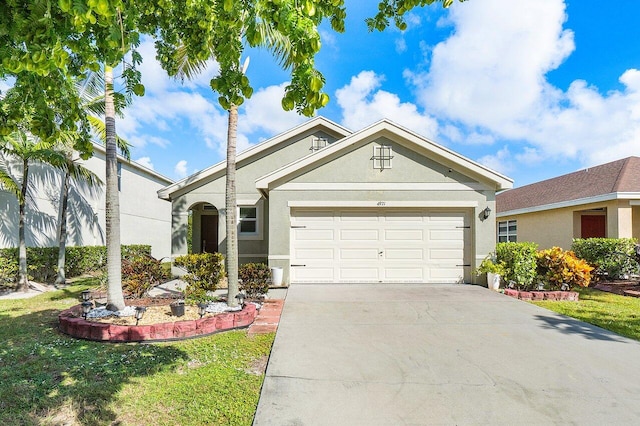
left=0, top=256, right=18, bottom=287
left=495, top=242, right=538, bottom=290
left=174, top=252, right=225, bottom=304
left=474, top=254, right=507, bottom=276
left=571, top=238, right=639, bottom=280
left=537, top=247, right=594, bottom=290
left=122, top=255, right=169, bottom=298
left=239, top=263, right=271, bottom=299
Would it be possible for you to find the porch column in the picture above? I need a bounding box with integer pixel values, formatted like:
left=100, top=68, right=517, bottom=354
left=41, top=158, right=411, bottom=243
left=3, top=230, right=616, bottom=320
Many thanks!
left=609, top=201, right=633, bottom=238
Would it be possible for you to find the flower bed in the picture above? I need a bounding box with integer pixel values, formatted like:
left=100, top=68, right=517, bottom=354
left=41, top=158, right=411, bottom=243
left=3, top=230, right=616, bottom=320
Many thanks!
left=58, top=303, right=258, bottom=342
left=503, top=289, right=579, bottom=301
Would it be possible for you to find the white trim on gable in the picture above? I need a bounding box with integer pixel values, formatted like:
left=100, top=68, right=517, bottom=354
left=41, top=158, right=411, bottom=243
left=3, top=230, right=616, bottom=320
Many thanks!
left=255, top=119, right=513, bottom=192
left=287, top=200, right=479, bottom=208
left=278, top=182, right=490, bottom=191
left=157, top=116, right=351, bottom=200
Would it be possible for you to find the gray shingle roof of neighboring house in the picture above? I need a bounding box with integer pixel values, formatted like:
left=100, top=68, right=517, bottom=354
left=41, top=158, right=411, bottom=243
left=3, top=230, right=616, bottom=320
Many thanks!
left=497, top=156, right=640, bottom=213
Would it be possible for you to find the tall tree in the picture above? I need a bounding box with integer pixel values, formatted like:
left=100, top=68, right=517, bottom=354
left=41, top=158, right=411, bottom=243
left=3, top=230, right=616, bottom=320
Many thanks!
left=0, top=132, right=73, bottom=291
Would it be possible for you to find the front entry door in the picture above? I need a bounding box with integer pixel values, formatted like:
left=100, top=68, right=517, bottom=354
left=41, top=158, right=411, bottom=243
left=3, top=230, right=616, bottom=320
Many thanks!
left=581, top=215, right=606, bottom=238
left=200, top=215, right=219, bottom=253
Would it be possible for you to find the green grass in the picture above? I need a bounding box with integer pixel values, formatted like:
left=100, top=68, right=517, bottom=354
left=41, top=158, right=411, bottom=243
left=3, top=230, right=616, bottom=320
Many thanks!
left=0, top=278, right=274, bottom=425
left=532, top=287, right=640, bottom=341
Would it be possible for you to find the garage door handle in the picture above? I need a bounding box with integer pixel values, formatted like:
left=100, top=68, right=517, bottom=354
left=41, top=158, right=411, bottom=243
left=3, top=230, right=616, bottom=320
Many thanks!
left=456, top=226, right=471, bottom=229
left=291, top=264, right=306, bottom=267
left=291, top=226, right=307, bottom=229
left=456, top=264, right=471, bottom=267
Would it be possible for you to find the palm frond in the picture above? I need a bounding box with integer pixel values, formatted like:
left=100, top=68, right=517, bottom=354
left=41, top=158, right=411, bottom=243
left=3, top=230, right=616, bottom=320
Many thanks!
left=174, top=44, right=210, bottom=80
left=0, top=167, right=20, bottom=200
left=68, top=161, right=103, bottom=187
left=87, top=115, right=131, bottom=159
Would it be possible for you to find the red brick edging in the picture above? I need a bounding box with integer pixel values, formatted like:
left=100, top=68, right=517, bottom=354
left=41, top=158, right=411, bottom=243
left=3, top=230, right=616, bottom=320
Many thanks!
left=503, top=289, right=579, bottom=301
left=58, top=303, right=258, bottom=342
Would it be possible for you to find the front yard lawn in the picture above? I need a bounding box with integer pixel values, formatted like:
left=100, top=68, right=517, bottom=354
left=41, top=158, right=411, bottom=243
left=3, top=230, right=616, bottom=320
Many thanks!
left=0, top=278, right=274, bottom=425
left=532, top=287, right=640, bottom=341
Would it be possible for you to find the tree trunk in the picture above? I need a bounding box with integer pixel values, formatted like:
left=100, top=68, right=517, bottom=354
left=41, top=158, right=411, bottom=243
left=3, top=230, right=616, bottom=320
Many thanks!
left=104, top=66, right=125, bottom=311
left=55, top=168, right=70, bottom=287
left=17, top=159, right=29, bottom=292
left=226, top=104, right=239, bottom=307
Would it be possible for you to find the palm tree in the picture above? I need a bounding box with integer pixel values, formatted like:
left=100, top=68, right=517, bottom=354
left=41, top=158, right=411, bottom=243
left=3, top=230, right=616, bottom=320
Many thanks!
left=0, top=132, right=73, bottom=291
left=173, top=25, right=294, bottom=307
left=54, top=72, right=128, bottom=287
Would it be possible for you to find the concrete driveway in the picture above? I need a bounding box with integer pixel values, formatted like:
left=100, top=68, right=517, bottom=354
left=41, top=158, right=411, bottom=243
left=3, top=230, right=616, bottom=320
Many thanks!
left=254, top=284, right=640, bottom=425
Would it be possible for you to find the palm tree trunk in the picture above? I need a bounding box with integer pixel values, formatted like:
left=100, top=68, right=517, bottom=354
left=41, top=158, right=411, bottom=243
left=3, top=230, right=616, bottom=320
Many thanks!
left=104, top=66, right=125, bottom=311
left=55, top=168, right=70, bottom=287
left=226, top=104, right=239, bottom=307
left=17, top=159, right=29, bottom=292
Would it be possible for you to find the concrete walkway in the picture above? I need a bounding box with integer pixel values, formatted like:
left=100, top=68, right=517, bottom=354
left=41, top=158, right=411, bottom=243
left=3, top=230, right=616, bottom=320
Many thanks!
left=254, top=284, right=640, bottom=425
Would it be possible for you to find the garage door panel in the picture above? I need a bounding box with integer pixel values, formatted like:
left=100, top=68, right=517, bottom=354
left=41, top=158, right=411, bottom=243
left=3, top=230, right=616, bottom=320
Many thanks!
left=340, top=229, right=379, bottom=241
left=294, top=210, right=335, bottom=221
left=291, top=208, right=468, bottom=284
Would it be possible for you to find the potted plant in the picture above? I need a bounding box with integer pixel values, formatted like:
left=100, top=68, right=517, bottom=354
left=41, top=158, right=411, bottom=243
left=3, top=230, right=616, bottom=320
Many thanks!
left=475, top=255, right=507, bottom=290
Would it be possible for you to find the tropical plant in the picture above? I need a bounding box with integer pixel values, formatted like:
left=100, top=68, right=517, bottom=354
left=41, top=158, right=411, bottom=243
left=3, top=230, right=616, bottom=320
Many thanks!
left=474, top=254, right=507, bottom=276
left=239, top=262, right=271, bottom=300
left=174, top=252, right=225, bottom=304
left=122, top=255, right=169, bottom=298
left=537, top=247, right=594, bottom=290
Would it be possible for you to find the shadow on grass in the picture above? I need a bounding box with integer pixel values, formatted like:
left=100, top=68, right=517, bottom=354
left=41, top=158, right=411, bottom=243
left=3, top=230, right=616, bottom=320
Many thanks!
left=533, top=312, right=630, bottom=343
left=0, top=303, right=189, bottom=425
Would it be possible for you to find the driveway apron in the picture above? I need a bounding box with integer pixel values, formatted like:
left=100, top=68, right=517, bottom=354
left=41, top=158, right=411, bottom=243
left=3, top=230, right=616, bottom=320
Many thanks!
left=254, top=284, right=640, bottom=425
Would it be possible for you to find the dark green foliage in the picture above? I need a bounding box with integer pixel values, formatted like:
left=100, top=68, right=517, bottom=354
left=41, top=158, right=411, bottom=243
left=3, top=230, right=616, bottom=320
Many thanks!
left=0, top=245, right=152, bottom=284
left=174, top=252, right=225, bottom=304
left=122, top=255, right=169, bottom=298
left=495, top=242, right=539, bottom=290
left=571, top=238, right=640, bottom=280
left=239, top=263, right=271, bottom=300
left=0, top=256, right=18, bottom=287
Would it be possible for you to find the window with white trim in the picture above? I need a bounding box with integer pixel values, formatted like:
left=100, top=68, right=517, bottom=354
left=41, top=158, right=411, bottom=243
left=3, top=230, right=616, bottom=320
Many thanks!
left=372, top=145, right=393, bottom=170
left=117, top=162, right=122, bottom=191
left=498, top=220, right=517, bottom=242
left=310, top=137, right=327, bottom=151
left=238, top=206, right=258, bottom=235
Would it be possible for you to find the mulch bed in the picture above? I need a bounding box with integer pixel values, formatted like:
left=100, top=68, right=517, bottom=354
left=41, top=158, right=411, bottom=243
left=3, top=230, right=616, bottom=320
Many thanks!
left=593, top=279, right=640, bottom=297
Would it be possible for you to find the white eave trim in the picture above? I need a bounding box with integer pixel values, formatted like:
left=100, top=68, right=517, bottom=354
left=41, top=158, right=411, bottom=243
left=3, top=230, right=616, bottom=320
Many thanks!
left=288, top=200, right=479, bottom=208
left=157, top=116, right=352, bottom=200
left=497, top=192, right=640, bottom=217
left=256, top=119, right=513, bottom=191
left=277, top=182, right=489, bottom=191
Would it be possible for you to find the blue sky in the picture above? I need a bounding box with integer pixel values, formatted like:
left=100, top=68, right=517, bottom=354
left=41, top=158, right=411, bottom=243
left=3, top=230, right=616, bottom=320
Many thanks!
left=47, top=1, right=640, bottom=186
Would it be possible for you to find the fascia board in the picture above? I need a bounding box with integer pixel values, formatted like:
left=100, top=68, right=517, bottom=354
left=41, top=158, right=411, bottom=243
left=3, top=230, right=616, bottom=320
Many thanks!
left=496, top=192, right=640, bottom=217
left=157, top=116, right=351, bottom=200
left=256, top=119, right=513, bottom=191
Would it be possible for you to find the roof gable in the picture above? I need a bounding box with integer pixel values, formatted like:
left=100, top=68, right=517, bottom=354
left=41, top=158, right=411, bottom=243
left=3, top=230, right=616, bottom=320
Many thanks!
left=497, top=156, right=640, bottom=214
left=158, top=116, right=351, bottom=200
left=256, top=119, right=513, bottom=191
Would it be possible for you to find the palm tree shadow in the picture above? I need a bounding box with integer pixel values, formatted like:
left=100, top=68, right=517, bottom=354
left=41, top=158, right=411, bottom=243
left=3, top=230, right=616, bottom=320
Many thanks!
left=533, top=313, right=628, bottom=342
left=0, top=297, right=189, bottom=425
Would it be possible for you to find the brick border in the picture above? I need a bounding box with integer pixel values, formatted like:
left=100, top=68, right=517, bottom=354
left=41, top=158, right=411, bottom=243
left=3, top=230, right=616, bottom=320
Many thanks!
left=503, top=289, right=579, bottom=301
left=58, top=303, right=258, bottom=343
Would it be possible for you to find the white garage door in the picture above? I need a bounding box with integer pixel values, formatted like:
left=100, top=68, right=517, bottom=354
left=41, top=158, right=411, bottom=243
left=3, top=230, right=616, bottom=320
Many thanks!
left=290, top=209, right=468, bottom=283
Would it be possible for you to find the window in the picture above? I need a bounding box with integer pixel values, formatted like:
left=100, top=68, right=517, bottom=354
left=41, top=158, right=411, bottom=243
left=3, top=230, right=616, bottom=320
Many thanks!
left=239, top=207, right=258, bottom=234
left=117, top=162, right=122, bottom=191
left=498, top=220, right=517, bottom=242
left=372, top=145, right=393, bottom=170
left=310, top=137, right=327, bottom=151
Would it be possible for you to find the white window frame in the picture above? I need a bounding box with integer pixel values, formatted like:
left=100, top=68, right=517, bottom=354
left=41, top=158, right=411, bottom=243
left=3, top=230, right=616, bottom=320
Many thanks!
left=237, top=200, right=263, bottom=240
left=498, top=220, right=517, bottom=242
left=372, top=145, right=393, bottom=170
left=117, top=161, right=122, bottom=192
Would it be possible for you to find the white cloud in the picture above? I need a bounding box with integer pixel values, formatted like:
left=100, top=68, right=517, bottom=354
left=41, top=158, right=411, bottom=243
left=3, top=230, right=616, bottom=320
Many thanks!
left=174, top=160, right=188, bottom=178
left=395, top=38, right=407, bottom=54
left=335, top=71, right=438, bottom=138
left=477, top=146, right=513, bottom=176
left=407, top=0, right=640, bottom=172
left=239, top=83, right=307, bottom=137
left=134, top=156, right=154, bottom=170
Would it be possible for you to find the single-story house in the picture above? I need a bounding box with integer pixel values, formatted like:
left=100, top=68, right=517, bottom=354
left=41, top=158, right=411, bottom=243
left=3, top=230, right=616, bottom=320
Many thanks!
left=158, top=117, right=513, bottom=285
left=496, top=156, right=640, bottom=249
left=0, top=143, right=174, bottom=259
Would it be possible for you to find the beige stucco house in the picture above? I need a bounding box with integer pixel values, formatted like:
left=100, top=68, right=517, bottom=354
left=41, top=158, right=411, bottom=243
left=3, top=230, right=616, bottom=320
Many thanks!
left=496, top=156, right=640, bottom=249
left=0, top=144, right=174, bottom=259
left=159, top=117, right=512, bottom=285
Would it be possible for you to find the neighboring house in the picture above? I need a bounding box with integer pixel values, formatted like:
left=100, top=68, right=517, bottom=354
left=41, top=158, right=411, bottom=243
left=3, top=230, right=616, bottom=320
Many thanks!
left=496, top=156, right=640, bottom=249
left=159, top=117, right=512, bottom=285
left=0, top=143, right=174, bottom=259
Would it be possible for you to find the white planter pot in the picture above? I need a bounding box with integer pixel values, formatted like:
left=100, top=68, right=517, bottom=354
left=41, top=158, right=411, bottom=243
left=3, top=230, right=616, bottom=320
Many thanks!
left=270, top=267, right=283, bottom=286
left=487, top=272, right=501, bottom=290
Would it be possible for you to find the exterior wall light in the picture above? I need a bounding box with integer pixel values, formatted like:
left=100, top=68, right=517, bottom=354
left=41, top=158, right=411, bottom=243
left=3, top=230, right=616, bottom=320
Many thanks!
left=482, top=206, right=492, bottom=220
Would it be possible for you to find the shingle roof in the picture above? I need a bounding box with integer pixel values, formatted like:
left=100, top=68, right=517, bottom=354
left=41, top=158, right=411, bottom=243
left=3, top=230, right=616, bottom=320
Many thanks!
left=497, top=156, right=640, bottom=213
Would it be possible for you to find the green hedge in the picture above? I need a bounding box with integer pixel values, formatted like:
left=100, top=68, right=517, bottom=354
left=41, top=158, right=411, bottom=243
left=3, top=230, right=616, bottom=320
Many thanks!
left=495, top=242, right=539, bottom=290
left=571, top=238, right=639, bottom=279
left=0, top=245, right=152, bottom=284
